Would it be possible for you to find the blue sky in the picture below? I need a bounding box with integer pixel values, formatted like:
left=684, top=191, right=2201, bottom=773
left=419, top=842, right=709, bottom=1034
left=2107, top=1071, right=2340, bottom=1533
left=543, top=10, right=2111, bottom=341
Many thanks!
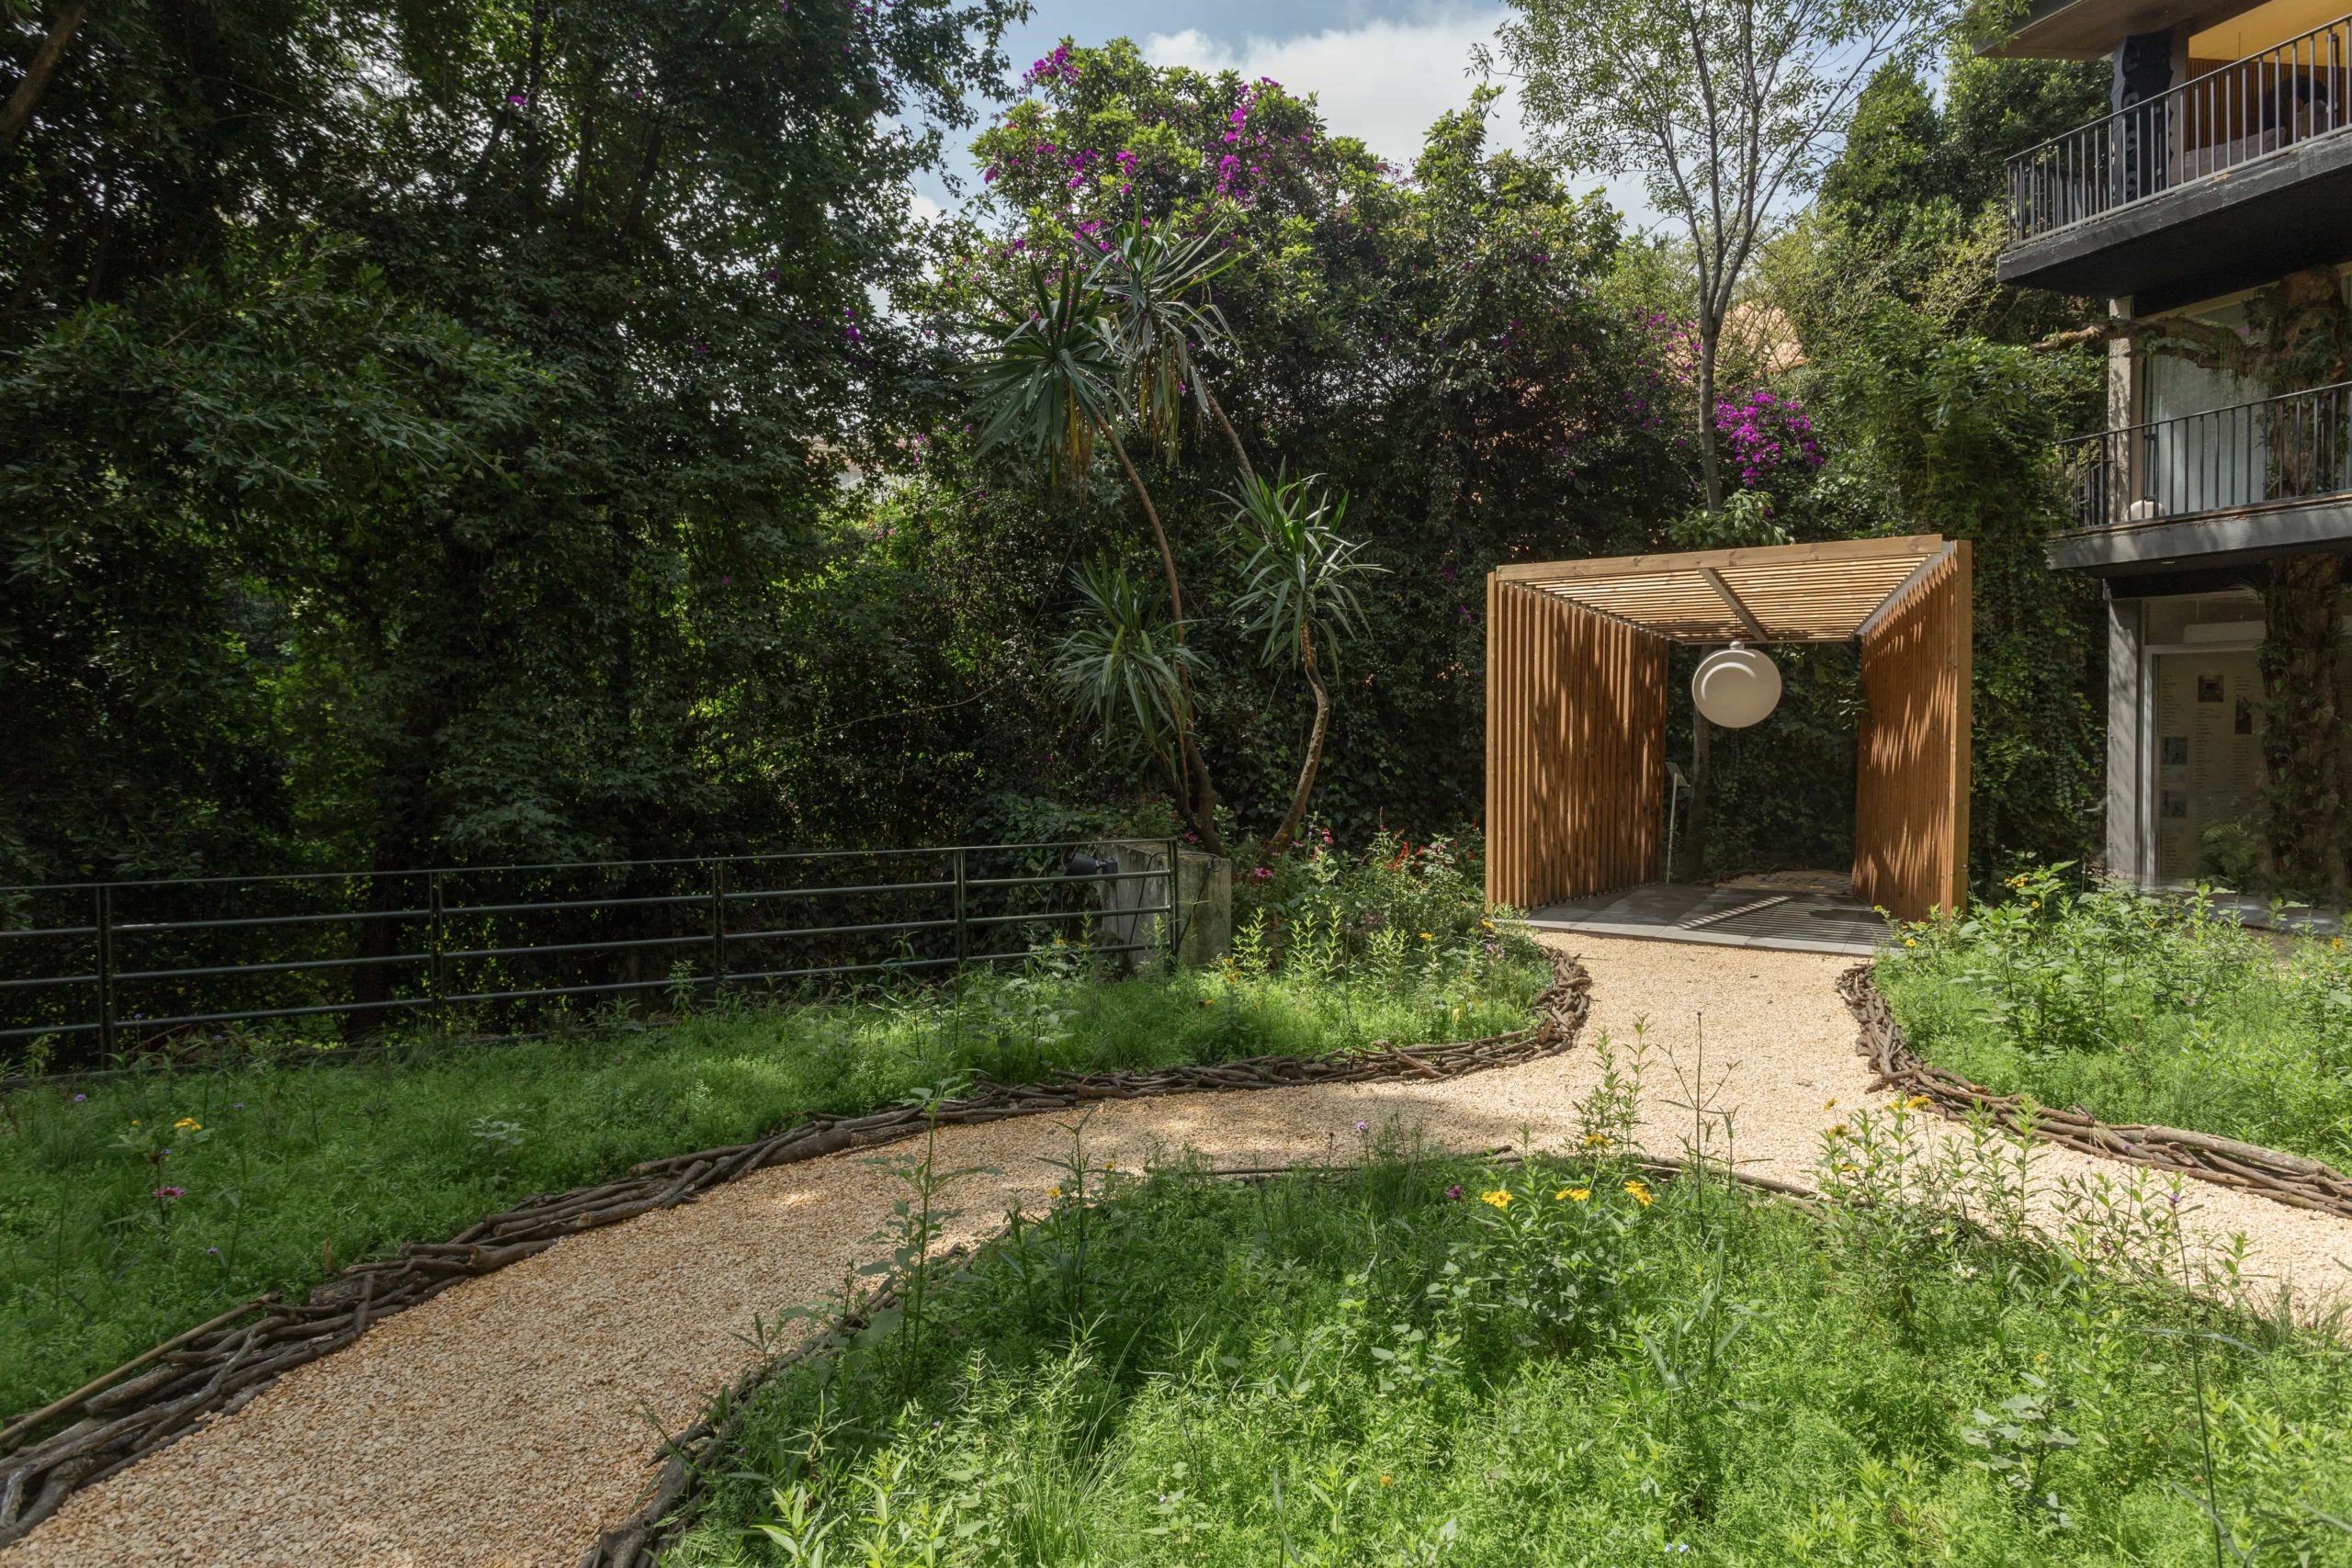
left=914, top=1, right=1657, bottom=225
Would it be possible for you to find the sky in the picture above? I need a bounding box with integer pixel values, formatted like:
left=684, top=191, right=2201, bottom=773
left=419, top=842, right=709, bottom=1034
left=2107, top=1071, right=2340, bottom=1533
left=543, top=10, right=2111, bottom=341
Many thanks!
left=911, top=0, right=1659, bottom=228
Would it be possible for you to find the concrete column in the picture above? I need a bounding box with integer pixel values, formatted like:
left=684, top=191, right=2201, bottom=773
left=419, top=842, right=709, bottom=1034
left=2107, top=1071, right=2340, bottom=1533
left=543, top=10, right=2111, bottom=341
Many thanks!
left=2105, top=592, right=2146, bottom=883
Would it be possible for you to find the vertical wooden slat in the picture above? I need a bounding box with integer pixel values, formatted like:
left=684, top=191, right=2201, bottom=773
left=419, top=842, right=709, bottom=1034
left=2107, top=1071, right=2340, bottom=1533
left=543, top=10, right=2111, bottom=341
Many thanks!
left=1854, top=546, right=1973, bottom=921
left=1485, top=581, right=1669, bottom=912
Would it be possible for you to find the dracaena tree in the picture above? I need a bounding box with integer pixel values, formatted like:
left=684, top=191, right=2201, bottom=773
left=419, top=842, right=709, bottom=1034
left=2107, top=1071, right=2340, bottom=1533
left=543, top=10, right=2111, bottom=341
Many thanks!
left=1227, top=468, right=1385, bottom=856
left=967, top=259, right=1226, bottom=852
left=1048, top=556, right=1205, bottom=807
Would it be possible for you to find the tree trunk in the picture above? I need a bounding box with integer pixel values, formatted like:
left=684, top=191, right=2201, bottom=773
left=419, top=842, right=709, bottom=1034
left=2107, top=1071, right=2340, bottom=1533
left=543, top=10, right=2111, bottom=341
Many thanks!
left=1266, top=626, right=1331, bottom=857
left=1680, top=714, right=1713, bottom=882
left=1694, top=325, right=1724, bottom=513
left=2259, top=554, right=2345, bottom=899
left=0, top=1, right=90, bottom=147
left=1200, top=382, right=1257, bottom=489
left=1100, top=420, right=1225, bottom=855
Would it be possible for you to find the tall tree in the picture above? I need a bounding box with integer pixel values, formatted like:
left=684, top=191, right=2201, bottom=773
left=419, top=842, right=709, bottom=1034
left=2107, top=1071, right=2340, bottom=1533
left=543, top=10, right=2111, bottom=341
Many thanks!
left=1487, top=0, right=1951, bottom=512
left=1, top=0, right=1022, bottom=881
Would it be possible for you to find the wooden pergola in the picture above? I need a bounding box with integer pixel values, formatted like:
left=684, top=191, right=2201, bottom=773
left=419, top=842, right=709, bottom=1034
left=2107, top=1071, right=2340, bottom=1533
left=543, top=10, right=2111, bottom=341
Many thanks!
left=1486, top=535, right=1972, bottom=922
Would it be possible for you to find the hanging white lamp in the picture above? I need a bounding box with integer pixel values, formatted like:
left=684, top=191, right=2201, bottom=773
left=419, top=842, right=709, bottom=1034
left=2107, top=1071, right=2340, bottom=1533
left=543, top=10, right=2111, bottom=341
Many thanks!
left=1690, top=642, right=1782, bottom=728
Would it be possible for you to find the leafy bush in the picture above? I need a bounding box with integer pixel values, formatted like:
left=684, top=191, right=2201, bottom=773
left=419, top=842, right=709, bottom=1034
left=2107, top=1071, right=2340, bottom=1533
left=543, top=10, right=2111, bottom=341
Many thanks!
left=666, top=1126, right=2352, bottom=1565
left=1879, top=866, right=2352, bottom=1165
left=0, top=948, right=1548, bottom=1418
left=1233, top=829, right=1539, bottom=982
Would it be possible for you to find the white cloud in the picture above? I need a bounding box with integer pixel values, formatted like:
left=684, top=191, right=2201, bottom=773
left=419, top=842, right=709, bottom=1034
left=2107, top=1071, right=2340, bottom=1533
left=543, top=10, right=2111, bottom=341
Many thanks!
left=1139, top=6, right=1657, bottom=224
left=1143, top=6, right=1515, bottom=171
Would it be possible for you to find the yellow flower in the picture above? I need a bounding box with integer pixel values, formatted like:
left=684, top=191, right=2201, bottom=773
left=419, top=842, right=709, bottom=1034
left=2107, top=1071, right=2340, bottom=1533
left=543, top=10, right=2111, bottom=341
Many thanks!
left=1623, top=1179, right=1653, bottom=1207
left=1904, top=938, right=1918, bottom=948
left=1823, top=1099, right=1838, bottom=1111
left=1480, top=1189, right=1512, bottom=1209
left=1828, top=1122, right=1849, bottom=1137
left=174, top=1118, right=201, bottom=1131
left=1379, top=1474, right=1393, bottom=1486
left=1419, top=931, right=1434, bottom=942
left=1047, top=1187, right=1062, bottom=1199
left=129, top=1119, right=141, bottom=1127
left=1557, top=1187, right=1590, bottom=1202
left=1905, top=1094, right=1932, bottom=1111
left=2030, top=899, right=2041, bottom=909
left=1581, top=1133, right=1611, bottom=1150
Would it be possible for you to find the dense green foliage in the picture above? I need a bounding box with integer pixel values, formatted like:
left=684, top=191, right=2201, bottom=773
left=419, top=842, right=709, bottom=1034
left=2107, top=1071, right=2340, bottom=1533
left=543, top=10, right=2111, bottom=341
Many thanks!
left=665, top=1138, right=2352, bottom=1564
left=2, top=7, right=2150, bottom=897
left=0, top=942, right=1547, bottom=1417
left=1, top=0, right=1023, bottom=881
left=1691, top=51, right=2114, bottom=879
left=1880, top=868, right=2352, bottom=1167
left=905, top=44, right=1690, bottom=842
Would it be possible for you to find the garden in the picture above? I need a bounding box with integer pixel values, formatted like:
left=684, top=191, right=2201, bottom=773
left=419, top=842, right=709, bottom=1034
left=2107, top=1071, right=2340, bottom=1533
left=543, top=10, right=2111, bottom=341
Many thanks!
left=6, top=0, right=2352, bottom=1562
left=0, top=837, right=1547, bottom=1421
left=1878, top=867, right=2352, bottom=1171
left=640, top=1095, right=2352, bottom=1566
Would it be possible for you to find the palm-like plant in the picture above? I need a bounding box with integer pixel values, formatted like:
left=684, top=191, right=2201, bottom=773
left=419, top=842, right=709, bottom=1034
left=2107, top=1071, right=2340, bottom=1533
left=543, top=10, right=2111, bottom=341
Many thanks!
left=1050, top=557, right=1204, bottom=798
left=967, top=259, right=1225, bottom=852
left=1088, top=211, right=1246, bottom=475
left=965, top=266, right=1117, bottom=501
left=1228, top=468, right=1385, bottom=855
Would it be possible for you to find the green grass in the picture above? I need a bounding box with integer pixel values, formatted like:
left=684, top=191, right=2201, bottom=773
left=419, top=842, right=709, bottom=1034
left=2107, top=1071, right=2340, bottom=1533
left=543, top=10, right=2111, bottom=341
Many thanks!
left=664, top=1134, right=2352, bottom=1568
left=0, top=941, right=1546, bottom=1419
left=1877, top=868, right=2352, bottom=1169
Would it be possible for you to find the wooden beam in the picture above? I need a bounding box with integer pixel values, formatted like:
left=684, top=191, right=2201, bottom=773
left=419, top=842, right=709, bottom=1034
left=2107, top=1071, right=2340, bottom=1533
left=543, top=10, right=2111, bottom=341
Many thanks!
left=1492, top=534, right=1942, bottom=585
left=1855, top=542, right=1957, bottom=640
left=1697, top=567, right=1770, bottom=640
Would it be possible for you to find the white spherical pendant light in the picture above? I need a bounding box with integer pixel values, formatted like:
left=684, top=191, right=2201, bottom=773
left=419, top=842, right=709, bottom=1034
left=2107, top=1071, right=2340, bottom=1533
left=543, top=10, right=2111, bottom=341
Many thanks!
left=1691, top=643, right=1782, bottom=729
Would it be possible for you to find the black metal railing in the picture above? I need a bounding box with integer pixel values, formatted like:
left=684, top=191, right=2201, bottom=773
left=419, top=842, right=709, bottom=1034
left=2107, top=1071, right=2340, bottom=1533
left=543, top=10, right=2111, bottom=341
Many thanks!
left=0, top=840, right=1183, bottom=1069
left=2008, top=13, right=2352, bottom=242
left=2057, top=379, right=2352, bottom=528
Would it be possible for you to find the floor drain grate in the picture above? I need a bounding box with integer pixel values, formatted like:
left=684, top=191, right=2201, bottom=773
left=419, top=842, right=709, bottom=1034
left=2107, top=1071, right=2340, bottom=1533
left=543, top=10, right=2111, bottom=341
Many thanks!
left=1679, top=895, right=1791, bottom=931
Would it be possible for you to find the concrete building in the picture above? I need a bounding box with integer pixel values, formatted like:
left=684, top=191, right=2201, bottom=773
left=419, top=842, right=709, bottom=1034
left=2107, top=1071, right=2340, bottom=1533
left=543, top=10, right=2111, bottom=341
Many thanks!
left=1994, top=0, right=2352, bottom=886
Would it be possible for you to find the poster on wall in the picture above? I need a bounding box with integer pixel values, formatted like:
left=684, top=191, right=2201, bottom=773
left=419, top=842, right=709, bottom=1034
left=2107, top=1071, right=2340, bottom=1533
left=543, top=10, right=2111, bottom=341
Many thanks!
left=2152, top=650, right=2266, bottom=882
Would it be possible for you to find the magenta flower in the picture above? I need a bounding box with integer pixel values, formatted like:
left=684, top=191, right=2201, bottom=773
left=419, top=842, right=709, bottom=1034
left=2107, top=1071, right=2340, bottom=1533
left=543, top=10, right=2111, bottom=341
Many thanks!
left=153, top=1187, right=185, bottom=1201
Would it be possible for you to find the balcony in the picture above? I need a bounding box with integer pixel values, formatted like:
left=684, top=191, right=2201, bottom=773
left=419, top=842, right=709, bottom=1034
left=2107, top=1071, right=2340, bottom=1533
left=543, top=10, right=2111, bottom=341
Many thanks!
left=2000, top=13, right=2352, bottom=302
left=2050, top=379, right=2352, bottom=573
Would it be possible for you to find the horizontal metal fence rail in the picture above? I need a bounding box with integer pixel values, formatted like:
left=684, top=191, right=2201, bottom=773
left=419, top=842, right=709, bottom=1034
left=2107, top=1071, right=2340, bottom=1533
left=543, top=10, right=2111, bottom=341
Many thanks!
left=2008, top=14, right=2352, bottom=242
left=2057, top=379, right=2352, bottom=528
left=0, top=840, right=1182, bottom=1066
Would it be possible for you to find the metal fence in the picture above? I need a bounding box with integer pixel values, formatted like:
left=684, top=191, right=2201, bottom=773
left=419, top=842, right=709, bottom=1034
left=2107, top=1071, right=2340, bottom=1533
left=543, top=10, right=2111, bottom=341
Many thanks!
left=2058, top=379, right=2352, bottom=529
left=2007, top=12, right=2352, bottom=242
left=0, top=840, right=1181, bottom=1068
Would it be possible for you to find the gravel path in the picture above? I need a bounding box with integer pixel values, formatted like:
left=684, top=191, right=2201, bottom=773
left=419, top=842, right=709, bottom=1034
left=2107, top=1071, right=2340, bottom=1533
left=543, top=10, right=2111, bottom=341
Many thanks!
left=12, top=935, right=2351, bottom=1566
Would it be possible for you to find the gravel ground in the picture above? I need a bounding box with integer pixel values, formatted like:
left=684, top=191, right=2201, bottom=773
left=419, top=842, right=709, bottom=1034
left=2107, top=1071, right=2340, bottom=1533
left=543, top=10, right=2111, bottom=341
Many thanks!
left=12, top=935, right=2351, bottom=1566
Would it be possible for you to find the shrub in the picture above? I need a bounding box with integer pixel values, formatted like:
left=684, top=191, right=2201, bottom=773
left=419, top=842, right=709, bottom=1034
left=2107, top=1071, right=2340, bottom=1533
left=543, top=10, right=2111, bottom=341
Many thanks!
left=1880, top=865, right=2352, bottom=1165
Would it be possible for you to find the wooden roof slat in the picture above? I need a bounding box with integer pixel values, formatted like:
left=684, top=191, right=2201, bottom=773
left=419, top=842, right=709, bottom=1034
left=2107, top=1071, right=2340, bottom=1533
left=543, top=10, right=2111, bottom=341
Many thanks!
left=1499, top=536, right=1954, bottom=644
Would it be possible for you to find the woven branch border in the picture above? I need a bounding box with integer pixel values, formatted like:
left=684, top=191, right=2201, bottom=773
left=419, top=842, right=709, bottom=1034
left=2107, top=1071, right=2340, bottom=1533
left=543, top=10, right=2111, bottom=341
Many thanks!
left=0, top=953, right=1589, bottom=1546
left=1839, top=964, right=2352, bottom=1223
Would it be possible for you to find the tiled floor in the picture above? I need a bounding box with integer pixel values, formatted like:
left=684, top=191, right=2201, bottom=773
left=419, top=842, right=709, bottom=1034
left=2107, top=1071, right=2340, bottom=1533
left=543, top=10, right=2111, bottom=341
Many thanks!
left=1527, top=880, right=1889, bottom=956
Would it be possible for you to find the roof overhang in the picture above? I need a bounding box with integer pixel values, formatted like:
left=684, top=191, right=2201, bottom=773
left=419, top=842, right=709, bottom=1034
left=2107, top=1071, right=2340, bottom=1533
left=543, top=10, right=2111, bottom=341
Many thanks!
left=1984, top=0, right=2249, bottom=57
left=1494, top=536, right=1954, bottom=644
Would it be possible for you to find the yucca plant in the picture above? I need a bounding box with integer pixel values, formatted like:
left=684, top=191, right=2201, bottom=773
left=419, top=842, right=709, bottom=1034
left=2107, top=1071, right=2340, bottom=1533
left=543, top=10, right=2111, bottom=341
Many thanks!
left=1050, top=556, right=1204, bottom=803
left=968, top=258, right=1226, bottom=852
left=1088, top=211, right=1248, bottom=476
left=964, top=265, right=1117, bottom=501
left=1228, top=468, right=1385, bottom=855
